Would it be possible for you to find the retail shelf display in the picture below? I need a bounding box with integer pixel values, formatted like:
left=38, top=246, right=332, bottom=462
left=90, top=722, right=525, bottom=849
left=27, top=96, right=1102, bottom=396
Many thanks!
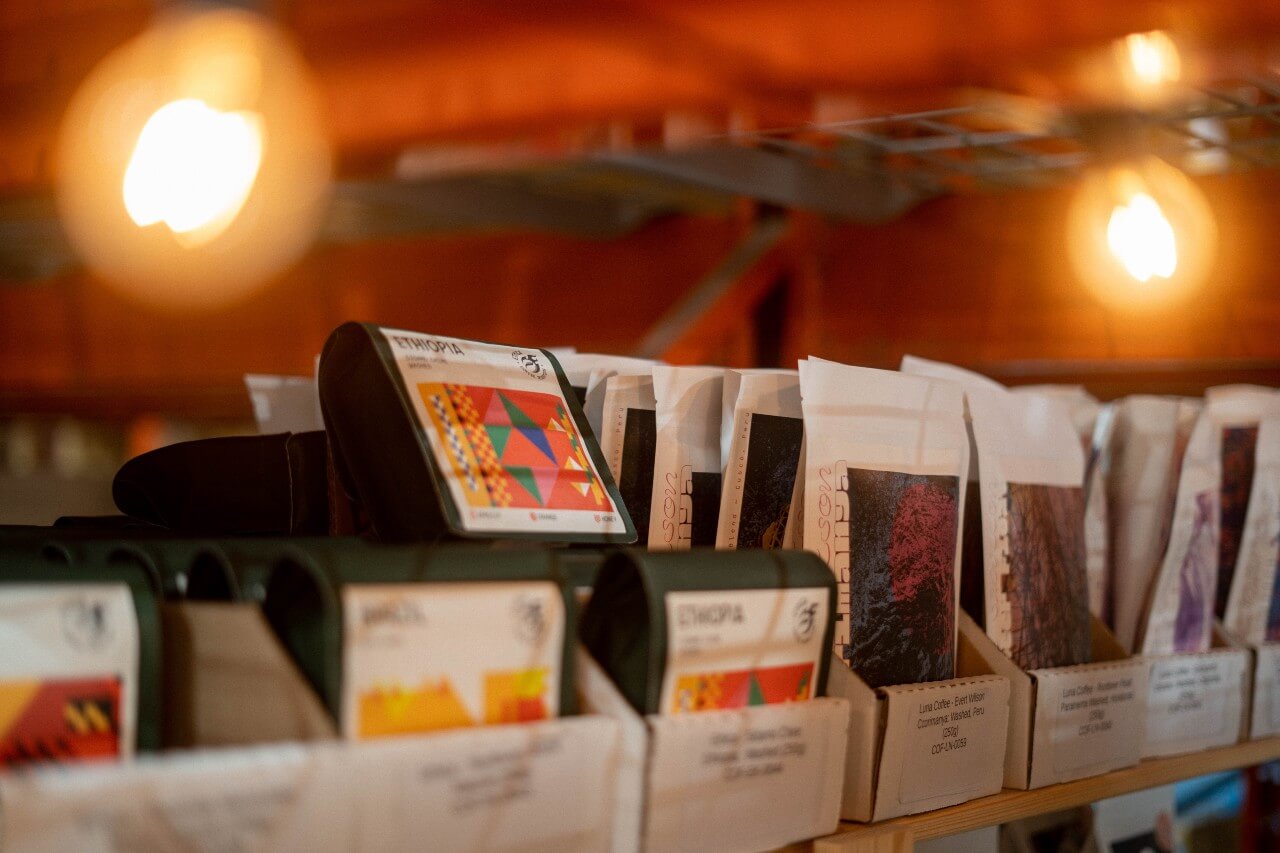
left=813, top=736, right=1280, bottom=852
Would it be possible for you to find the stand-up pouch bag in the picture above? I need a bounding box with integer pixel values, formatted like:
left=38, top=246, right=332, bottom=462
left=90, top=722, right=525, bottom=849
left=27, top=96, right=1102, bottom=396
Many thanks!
left=319, top=323, right=633, bottom=544
left=648, top=366, right=725, bottom=550
left=1224, top=412, right=1280, bottom=643
left=1015, top=386, right=1112, bottom=618
left=902, top=356, right=1091, bottom=671
left=599, top=373, right=658, bottom=545
left=579, top=549, right=834, bottom=714
left=1202, top=386, right=1280, bottom=619
left=1138, top=408, right=1220, bottom=655
left=573, top=354, right=662, bottom=438
left=716, top=370, right=803, bottom=550
left=1107, top=396, right=1202, bottom=651
left=262, top=543, right=576, bottom=739
left=800, top=358, right=968, bottom=687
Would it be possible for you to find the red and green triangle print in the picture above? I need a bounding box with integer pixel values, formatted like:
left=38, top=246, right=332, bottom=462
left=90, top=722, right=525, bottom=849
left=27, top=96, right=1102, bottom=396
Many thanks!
left=421, top=382, right=609, bottom=511
left=671, top=662, right=814, bottom=713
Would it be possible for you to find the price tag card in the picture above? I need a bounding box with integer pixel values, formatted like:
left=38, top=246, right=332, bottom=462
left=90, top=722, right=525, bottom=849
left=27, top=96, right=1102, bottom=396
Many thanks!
left=1252, top=643, right=1280, bottom=739
left=1144, top=651, right=1246, bottom=757
left=877, top=676, right=1010, bottom=820
left=1030, top=661, right=1146, bottom=788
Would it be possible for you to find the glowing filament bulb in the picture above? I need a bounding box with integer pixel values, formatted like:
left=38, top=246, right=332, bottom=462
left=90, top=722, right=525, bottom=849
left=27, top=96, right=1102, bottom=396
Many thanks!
left=1105, top=191, right=1178, bottom=283
left=123, top=98, right=265, bottom=246
left=1123, top=31, right=1182, bottom=89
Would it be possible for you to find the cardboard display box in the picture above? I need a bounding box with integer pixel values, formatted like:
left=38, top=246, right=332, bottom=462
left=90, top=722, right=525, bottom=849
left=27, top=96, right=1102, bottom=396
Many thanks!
left=111, top=601, right=627, bottom=853
left=579, top=650, right=848, bottom=853
left=161, top=602, right=337, bottom=747
left=960, top=612, right=1148, bottom=790
left=826, top=641, right=1011, bottom=822
left=1232, top=638, right=1280, bottom=740
left=1141, top=626, right=1250, bottom=759
left=0, top=716, right=624, bottom=853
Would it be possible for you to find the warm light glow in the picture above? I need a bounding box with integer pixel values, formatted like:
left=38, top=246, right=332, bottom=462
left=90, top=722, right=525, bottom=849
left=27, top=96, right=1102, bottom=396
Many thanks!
left=1066, top=159, right=1216, bottom=312
left=1123, top=31, right=1182, bottom=89
left=1105, top=191, right=1177, bottom=283
left=55, top=7, right=330, bottom=311
left=123, top=99, right=264, bottom=247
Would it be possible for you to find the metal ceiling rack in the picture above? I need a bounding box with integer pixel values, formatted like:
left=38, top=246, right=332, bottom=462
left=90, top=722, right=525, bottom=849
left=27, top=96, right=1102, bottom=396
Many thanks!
left=6, top=77, right=1280, bottom=282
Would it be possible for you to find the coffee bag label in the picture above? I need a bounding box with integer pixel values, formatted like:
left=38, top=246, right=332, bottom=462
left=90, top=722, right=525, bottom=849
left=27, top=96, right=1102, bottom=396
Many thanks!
left=381, top=328, right=626, bottom=536
left=660, top=587, right=828, bottom=714
left=0, top=584, right=138, bottom=765
left=342, top=582, right=565, bottom=739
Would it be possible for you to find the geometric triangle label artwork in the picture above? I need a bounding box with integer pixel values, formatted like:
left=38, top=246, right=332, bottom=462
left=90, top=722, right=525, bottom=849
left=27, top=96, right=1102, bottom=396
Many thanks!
left=485, top=424, right=513, bottom=457
left=506, top=466, right=544, bottom=505
left=516, top=425, right=557, bottom=465
left=498, top=392, right=540, bottom=430
left=420, top=382, right=609, bottom=512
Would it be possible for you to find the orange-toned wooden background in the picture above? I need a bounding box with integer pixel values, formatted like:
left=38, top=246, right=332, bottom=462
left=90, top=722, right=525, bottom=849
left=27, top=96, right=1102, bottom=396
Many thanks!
left=3, top=0, right=1280, bottom=421
left=3, top=168, right=1278, bottom=420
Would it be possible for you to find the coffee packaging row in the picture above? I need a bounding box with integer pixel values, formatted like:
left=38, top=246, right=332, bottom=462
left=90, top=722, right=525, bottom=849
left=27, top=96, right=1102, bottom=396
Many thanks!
left=94, top=322, right=1280, bottom=705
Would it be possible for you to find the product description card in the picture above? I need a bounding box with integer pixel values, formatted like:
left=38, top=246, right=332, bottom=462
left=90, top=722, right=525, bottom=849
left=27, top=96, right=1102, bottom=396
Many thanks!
left=342, top=582, right=564, bottom=739
left=644, top=698, right=846, bottom=853
left=1144, top=652, right=1246, bottom=756
left=381, top=328, right=627, bottom=537
left=886, top=677, right=1009, bottom=813
left=1033, top=662, right=1145, bottom=786
left=1, top=718, right=621, bottom=853
left=660, top=587, right=828, bottom=714
left=0, top=584, right=138, bottom=766
left=1253, top=644, right=1280, bottom=738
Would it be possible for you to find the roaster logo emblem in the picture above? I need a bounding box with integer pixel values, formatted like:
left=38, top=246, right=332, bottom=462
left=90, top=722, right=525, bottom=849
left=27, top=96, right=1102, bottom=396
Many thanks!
left=63, top=597, right=112, bottom=651
left=512, top=350, right=547, bottom=380
left=513, top=595, right=547, bottom=645
left=793, top=598, right=818, bottom=643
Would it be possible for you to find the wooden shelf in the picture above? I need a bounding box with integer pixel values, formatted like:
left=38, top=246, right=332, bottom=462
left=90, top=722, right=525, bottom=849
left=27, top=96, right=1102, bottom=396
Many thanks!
left=813, top=737, right=1280, bottom=851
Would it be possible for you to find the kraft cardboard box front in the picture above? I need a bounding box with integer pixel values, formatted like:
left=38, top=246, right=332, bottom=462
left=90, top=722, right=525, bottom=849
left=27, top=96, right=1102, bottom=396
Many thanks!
left=959, top=611, right=1147, bottom=790
left=162, top=602, right=336, bottom=748
left=1250, top=641, right=1280, bottom=738
left=828, top=633, right=1011, bottom=822
left=1141, top=625, right=1250, bottom=759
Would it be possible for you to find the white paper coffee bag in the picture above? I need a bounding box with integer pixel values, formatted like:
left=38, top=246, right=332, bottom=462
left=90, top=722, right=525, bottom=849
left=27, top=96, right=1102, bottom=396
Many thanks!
left=1138, top=408, right=1220, bottom=656
left=801, top=358, right=968, bottom=687
left=1224, top=415, right=1280, bottom=644
left=573, top=355, right=661, bottom=439
left=1015, top=386, right=1113, bottom=620
left=599, top=373, right=658, bottom=545
left=1107, top=396, right=1202, bottom=652
left=902, top=356, right=1090, bottom=671
left=1203, top=386, right=1280, bottom=620
left=716, top=369, right=802, bottom=550
left=648, top=366, right=725, bottom=550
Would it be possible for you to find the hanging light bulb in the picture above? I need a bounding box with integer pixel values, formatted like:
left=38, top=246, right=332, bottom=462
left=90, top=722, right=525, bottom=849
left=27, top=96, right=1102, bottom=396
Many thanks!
left=1067, top=158, right=1216, bottom=311
left=1074, top=29, right=1197, bottom=109
left=56, top=7, right=330, bottom=311
left=1117, top=31, right=1183, bottom=97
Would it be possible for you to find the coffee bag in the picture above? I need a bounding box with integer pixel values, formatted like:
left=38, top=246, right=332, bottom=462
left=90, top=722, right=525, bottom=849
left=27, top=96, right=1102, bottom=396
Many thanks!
left=648, top=366, right=725, bottom=550
left=1108, top=396, right=1202, bottom=651
left=598, top=373, right=658, bottom=545
left=902, top=356, right=1090, bottom=671
left=716, top=370, right=803, bottom=550
left=801, top=358, right=968, bottom=687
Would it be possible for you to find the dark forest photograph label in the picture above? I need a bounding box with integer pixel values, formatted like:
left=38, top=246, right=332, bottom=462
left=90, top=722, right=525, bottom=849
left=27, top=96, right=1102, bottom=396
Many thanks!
left=618, top=407, right=657, bottom=543
left=731, top=413, right=803, bottom=549
left=1000, top=483, right=1092, bottom=671
left=840, top=467, right=960, bottom=688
